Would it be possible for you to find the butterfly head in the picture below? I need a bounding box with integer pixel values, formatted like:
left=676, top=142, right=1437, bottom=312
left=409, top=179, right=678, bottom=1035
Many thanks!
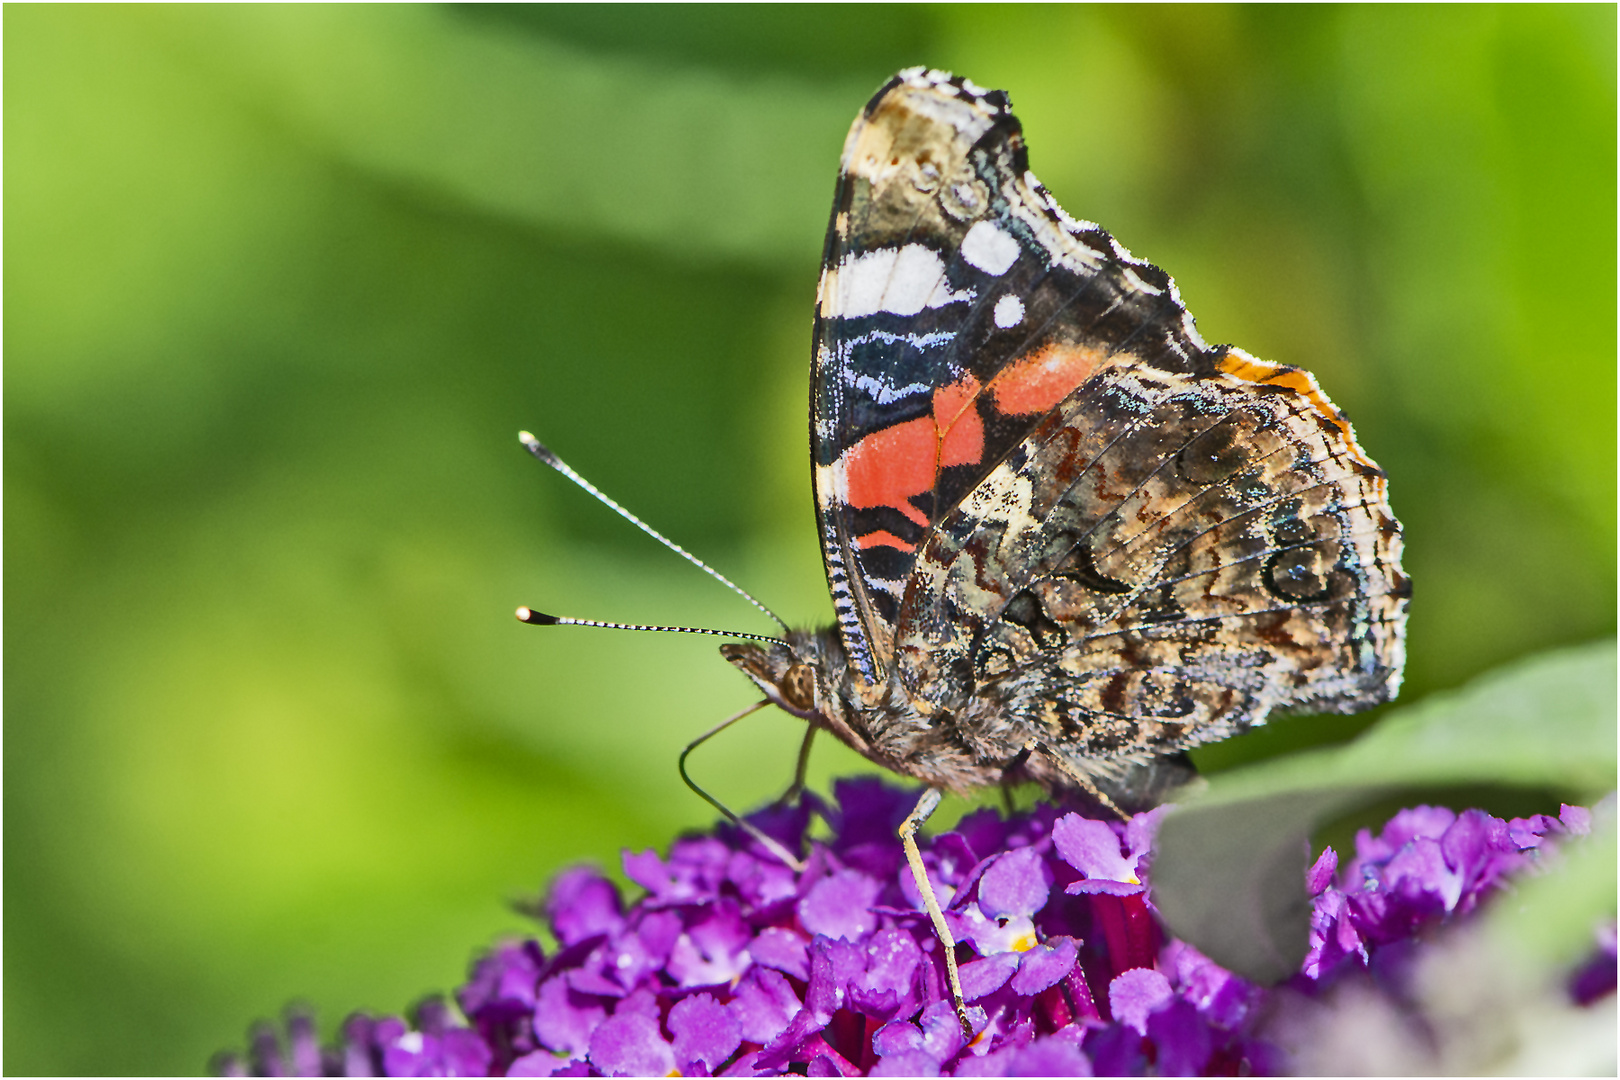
left=721, top=633, right=828, bottom=722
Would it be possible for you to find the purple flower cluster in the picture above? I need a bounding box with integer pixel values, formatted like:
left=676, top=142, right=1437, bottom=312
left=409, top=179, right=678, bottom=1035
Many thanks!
left=1303, top=802, right=1594, bottom=982
left=219, top=781, right=1609, bottom=1077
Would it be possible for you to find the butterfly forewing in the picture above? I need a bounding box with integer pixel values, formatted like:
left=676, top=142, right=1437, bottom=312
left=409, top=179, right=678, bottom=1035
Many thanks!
left=812, top=70, right=1214, bottom=686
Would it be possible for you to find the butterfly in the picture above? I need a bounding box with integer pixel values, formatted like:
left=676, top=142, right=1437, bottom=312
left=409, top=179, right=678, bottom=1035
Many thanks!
left=723, top=67, right=1407, bottom=811
left=712, top=67, right=1409, bottom=1029
left=524, top=67, right=1408, bottom=1038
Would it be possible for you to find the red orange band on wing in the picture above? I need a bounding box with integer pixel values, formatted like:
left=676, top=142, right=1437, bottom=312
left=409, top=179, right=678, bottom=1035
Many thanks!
left=933, top=377, right=985, bottom=467
left=855, top=530, right=917, bottom=552
left=840, top=416, right=936, bottom=526
left=839, top=375, right=987, bottom=528
left=839, top=343, right=1112, bottom=533
left=988, top=342, right=1104, bottom=416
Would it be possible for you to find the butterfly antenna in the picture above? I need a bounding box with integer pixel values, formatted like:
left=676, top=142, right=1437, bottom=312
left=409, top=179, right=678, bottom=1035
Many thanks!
left=516, top=607, right=790, bottom=650
left=519, top=432, right=790, bottom=634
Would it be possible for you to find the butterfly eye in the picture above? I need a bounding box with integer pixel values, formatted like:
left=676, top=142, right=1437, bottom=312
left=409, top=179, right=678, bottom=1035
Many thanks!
left=781, top=663, right=818, bottom=711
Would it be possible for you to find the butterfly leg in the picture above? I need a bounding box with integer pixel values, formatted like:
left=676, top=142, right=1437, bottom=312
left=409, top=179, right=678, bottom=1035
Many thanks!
left=899, top=787, right=974, bottom=1041
left=777, top=724, right=817, bottom=805
left=1031, top=741, right=1128, bottom=821
left=1000, top=743, right=1034, bottom=815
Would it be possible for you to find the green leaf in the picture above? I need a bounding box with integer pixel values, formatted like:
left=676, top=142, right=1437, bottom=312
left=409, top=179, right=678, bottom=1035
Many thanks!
left=1153, top=639, right=1617, bottom=981
left=1487, top=809, right=1618, bottom=976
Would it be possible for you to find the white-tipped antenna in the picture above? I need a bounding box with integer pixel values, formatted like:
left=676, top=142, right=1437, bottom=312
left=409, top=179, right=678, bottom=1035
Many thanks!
left=519, top=432, right=790, bottom=634
left=516, top=607, right=789, bottom=649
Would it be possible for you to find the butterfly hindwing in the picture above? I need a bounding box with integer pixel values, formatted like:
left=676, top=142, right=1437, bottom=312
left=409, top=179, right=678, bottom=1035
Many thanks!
left=894, top=354, right=1407, bottom=776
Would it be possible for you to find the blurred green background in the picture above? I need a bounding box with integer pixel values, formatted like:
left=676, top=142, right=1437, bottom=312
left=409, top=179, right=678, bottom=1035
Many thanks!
left=5, top=5, right=1614, bottom=1074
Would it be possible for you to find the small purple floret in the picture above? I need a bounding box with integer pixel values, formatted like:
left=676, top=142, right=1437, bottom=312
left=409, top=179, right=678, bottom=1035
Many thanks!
left=589, top=1011, right=674, bottom=1077
left=1008, top=936, right=1073, bottom=997
left=548, top=868, right=625, bottom=947
left=534, top=976, right=603, bottom=1058
left=958, top=952, right=1020, bottom=1001
left=219, top=785, right=1608, bottom=1077
left=799, top=869, right=882, bottom=942
left=1108, top=967, right=1172, bottom=1034
left=1304, top=847, right=1338, bottom=897
left=669, top=992, right=741, bottom=1073
left=1053, top=816, right=1140, bottom=892
left=978, top=848, right=1053, bottom=919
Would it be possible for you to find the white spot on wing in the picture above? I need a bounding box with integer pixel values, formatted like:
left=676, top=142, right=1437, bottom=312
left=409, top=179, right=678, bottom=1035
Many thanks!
left=834, top=246, right=973, bottom=318
left=818, top=461, right=849, bottom=504
left=993, top=294, right=1025, bottom=328
left=853, top=374, right=931, bottom=404
left=961, top=221, right=1021, bottom=276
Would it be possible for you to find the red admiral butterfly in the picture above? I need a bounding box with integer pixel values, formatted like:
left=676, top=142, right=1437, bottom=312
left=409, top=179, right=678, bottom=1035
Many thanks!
left=724, top=67, right=1406, bottom=795
left=522, top=68, right=1408, bottom=1037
